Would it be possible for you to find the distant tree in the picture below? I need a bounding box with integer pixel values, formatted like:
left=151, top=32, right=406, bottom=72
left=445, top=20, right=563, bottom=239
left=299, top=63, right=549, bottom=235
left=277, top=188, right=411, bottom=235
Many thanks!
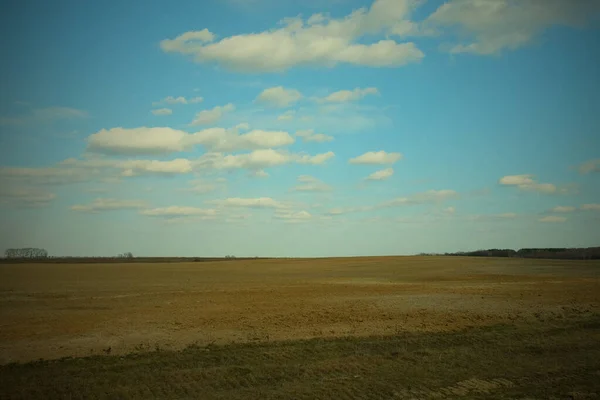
left=4, top=248, right=48, bottom=259
left=117, top=252, right=134, bottom=258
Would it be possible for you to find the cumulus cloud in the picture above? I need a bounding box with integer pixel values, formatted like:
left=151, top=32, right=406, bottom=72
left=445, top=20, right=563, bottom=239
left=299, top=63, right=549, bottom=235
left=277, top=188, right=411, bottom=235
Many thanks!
left=140, top=206, right=217, bottom=218
left=296, top=151, right=335, bottom=165
left=160, top=0, right=424, bottom=72
left=256, top=86, right=302, bottom=107
left=0, top=186, right=56, bottom=208
left=208, top=197, right=286, bottom=209
left=578, top=159, right=600, bottom=174
left=366, top=167, right=393, bottom=181
left=190, top=103, right=235, bottom=125
left=325, top=205, right=373, bottom=216
left=498, top=174, right=558, bottom=194
left=292, top=175, right=332, bottom=192
left=87, top=127, right=189, bottom=155
left=71, top=198, right=147, bottom=213
left=61, top=156, right=195, bottom=176
left=151, top=108, right=173, bottom=116
left=426, top=0, right=600, bottom=55
left=152, top=96, right=204, bottom=106
left=192, top=128, right=295, bottom=152
left=296, top=129, right=334, bottom=143
left=1, top=148, right=335, bottom=188
left=86, top=126, right=294, bottom=155
left=319, top=87, right=379, bottom=103
left=381, top=189, right=458, bottom=207
left=539, top=215, right=567, bottom=223
left=349, top=150, right=403, bottom=165
left=273, top=209, right=312, bottom=223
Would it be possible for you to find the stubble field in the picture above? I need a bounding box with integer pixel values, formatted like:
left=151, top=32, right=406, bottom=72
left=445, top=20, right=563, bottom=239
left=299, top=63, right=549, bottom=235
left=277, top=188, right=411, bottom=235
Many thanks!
left=1, top=256, right=599, bottom=399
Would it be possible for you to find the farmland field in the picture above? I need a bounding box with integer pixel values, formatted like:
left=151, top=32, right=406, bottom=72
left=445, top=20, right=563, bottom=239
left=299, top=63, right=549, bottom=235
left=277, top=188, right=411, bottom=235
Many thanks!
left=1, top=256, right=599, bottom=399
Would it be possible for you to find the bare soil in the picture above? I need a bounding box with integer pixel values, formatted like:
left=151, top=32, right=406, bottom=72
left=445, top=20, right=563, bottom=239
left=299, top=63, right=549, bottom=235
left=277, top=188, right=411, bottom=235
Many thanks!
left=1, top=256, right=598, bottom=364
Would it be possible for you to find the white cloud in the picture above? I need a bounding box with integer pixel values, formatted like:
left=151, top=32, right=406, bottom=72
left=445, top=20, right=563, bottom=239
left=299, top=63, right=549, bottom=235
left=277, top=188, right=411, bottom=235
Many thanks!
left=151, top=108, right=173, bottom=116
left=140, top=206, right=217, bottom=218
left=499, top=174, right=558, bottom=194
left=293, top=175, right=332, bottom=192
left=190, top=103, right=235, bottom=125
left=71, top=198, right=147, bottom=213
left=382, top=189, right=458, bottom=207
left=274, top=209, right=312, bottom=223
left=87, top=127, right=189, bottom=155
left=578, top=159, right=600, bottom=174
left=86, top=126, right=294, bottom=155
left=581, top=204, right=600, bottom=211
left=256, top=86, right=302, bottom=108
left=191, top=128, right=295, bottom=152
left=296, top=151, right=335, bottom=165
left=119, top=159, right=194, bottom=176
left=552, top=206, right=576, bottom=213
left=325, top=205, right=373, bottom=216
left=319, top=87, right=379, bottom=103
left=0, top=186, right=56, bottom=208
left=366, top=167, right=393, bottom=181
left=427, top=0, right=600, bottom=55
left=160, top=0, right=424, bottom=72
left=208, top=197, right=285, bottom=209
left=499, top=174, right=534, bottom=186
left=296, top=129, right=334, bottom=143
left=277, top=110, right=296, bottom=121
left=57, top=156, right=195, bottom=177
left=152, top=96, right=204, bottom=106
left=539, top=215, right=567, bottom=223
left=349, top=150, right=403, bottom=165
left=193, top=148, right=334, bottom=171
left=1, top=148, right=335, bottom=189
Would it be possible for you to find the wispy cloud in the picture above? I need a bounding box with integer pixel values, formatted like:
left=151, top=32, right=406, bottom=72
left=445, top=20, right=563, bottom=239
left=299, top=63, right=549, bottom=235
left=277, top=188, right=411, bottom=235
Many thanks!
left=71, top=198, right=147, bottom=213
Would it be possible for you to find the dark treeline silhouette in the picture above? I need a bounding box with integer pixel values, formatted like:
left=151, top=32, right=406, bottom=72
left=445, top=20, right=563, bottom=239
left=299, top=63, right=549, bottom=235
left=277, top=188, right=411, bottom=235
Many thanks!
left=4, top=248, right=48, bottom=259
left=441, top=247, right=600, bottom=260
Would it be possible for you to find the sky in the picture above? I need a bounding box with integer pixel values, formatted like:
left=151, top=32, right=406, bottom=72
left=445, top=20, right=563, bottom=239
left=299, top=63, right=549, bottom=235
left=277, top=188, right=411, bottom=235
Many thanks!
left=0, top=0, right=599, bottom=257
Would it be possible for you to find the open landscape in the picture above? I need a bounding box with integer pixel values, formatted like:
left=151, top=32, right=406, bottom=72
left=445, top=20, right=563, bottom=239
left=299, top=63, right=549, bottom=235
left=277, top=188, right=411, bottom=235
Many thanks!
left=1, top=256, right=599, bottom=399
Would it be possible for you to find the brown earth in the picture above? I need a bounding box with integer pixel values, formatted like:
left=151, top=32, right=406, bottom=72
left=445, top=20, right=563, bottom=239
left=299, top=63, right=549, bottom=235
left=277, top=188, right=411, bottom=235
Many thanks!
left=0, top=256, right=599, bottom=364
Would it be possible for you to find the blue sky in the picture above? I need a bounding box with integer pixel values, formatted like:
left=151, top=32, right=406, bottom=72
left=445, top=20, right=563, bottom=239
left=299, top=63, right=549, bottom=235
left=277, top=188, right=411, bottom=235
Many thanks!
left=0, top=0, right=599, bottom=257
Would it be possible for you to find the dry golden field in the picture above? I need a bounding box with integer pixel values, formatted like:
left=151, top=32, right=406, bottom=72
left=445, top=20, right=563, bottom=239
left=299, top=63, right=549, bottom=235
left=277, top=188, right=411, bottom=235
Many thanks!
left=1, top=256, right=599, bottom=399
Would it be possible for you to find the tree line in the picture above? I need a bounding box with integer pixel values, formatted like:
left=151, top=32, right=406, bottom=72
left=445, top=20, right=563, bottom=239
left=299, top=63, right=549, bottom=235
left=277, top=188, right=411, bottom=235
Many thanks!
left=4, top=248, right=48, bottom=259
left=440, top=247, right=600, bottom=260
left=3, top=248, right=134, bottom=259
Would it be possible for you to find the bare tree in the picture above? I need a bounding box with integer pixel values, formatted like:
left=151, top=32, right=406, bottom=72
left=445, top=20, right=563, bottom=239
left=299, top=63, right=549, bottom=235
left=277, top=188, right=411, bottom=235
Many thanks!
left=4, top=248, right=48, bottom=259
left=117, top=252, right=134, bottom=258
